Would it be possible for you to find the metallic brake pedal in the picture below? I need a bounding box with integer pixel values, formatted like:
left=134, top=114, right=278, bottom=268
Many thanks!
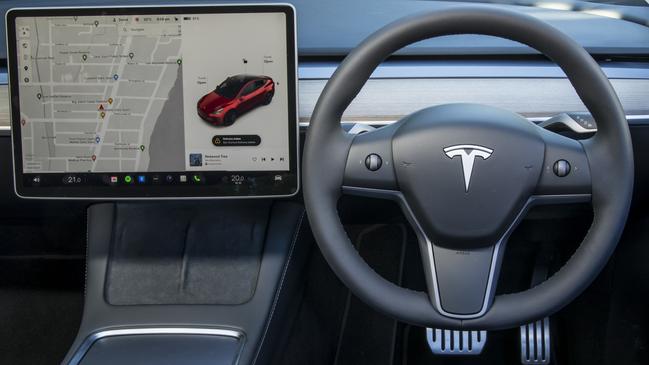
left=426, top=328, right=487, bottom=355
left=520, top=317, right=551, bottom=364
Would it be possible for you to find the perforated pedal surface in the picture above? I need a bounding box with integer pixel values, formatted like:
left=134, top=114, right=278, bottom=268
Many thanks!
left=520, top=317, right=551, bottom=364
left=426, top=328, right=487, bottom=355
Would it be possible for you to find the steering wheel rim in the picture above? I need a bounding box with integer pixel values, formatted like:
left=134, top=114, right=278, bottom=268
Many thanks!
left=302, top=6, right=633, bottom=329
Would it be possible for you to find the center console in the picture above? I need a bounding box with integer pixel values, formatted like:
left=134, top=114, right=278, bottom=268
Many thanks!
left=63, top=200, right=309, bottom=365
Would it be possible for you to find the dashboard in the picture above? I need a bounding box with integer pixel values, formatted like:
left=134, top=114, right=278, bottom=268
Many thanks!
left=0, top=2, right=648, bottom=202
left=6, top=4, right=299, bottom=199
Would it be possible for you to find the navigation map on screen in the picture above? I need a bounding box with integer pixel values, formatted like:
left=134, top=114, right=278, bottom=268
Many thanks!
left=15, top=11, right=290, bottom=175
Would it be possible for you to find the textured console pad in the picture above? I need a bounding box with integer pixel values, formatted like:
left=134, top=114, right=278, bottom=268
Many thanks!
left=105, top=201, right=271, bottom=305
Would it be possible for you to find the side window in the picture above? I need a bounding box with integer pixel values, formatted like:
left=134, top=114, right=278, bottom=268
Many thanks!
left=241, top=82, right=256, bottom=96
left=254, top=80, right=266, bottom=89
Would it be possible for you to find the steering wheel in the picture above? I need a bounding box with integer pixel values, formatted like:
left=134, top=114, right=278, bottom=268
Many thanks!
left=302, top=7, right=633, bottom=329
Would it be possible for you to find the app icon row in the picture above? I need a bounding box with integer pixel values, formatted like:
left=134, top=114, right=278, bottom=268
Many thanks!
left=105, top=174, right=204, bottom=185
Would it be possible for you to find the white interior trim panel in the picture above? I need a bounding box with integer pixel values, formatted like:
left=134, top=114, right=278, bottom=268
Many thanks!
left=298, top=78, right=649, bottom=124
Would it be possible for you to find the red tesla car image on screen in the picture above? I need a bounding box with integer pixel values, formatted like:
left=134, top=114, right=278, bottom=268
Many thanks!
left=197, top=74, right=275, bottom=126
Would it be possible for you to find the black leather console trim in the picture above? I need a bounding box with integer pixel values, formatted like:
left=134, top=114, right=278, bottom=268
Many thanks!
left=252, top=210, right=306, bottom=365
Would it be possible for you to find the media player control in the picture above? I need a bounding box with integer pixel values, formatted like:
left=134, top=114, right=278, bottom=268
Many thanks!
left=365, top=154, right=383, bottom=171
left=553, top=160, right=571, bottom=177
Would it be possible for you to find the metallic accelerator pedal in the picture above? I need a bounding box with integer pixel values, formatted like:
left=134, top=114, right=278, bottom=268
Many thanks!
left=520, top=317, right=551, bottom=364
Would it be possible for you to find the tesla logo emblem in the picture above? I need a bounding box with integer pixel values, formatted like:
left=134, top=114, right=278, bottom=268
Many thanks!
left=443, top=145, right=493, bottom=192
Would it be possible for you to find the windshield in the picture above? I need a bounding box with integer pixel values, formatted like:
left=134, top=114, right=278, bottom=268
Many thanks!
left=215, top=76, right=247, bottom=98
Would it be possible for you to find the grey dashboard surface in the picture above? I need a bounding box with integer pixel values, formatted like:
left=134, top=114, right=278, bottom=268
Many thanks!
left=0, top=0, right=649, bottom=59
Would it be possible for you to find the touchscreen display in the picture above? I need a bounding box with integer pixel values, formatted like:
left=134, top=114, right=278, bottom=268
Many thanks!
left=7, top=5, right=298, bottom=198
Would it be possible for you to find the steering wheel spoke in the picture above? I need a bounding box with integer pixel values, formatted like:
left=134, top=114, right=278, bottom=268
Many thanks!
left=402, top=195, right=528, bottom=319
left=425, top=242, right=503, bottom=318
left=534, top=128, right=592, bottom=203
left=342, top=122, right=400, bottom=191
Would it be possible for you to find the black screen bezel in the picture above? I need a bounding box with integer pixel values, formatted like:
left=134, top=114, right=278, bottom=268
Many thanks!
left=7, top=4, right=299, bottom=199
